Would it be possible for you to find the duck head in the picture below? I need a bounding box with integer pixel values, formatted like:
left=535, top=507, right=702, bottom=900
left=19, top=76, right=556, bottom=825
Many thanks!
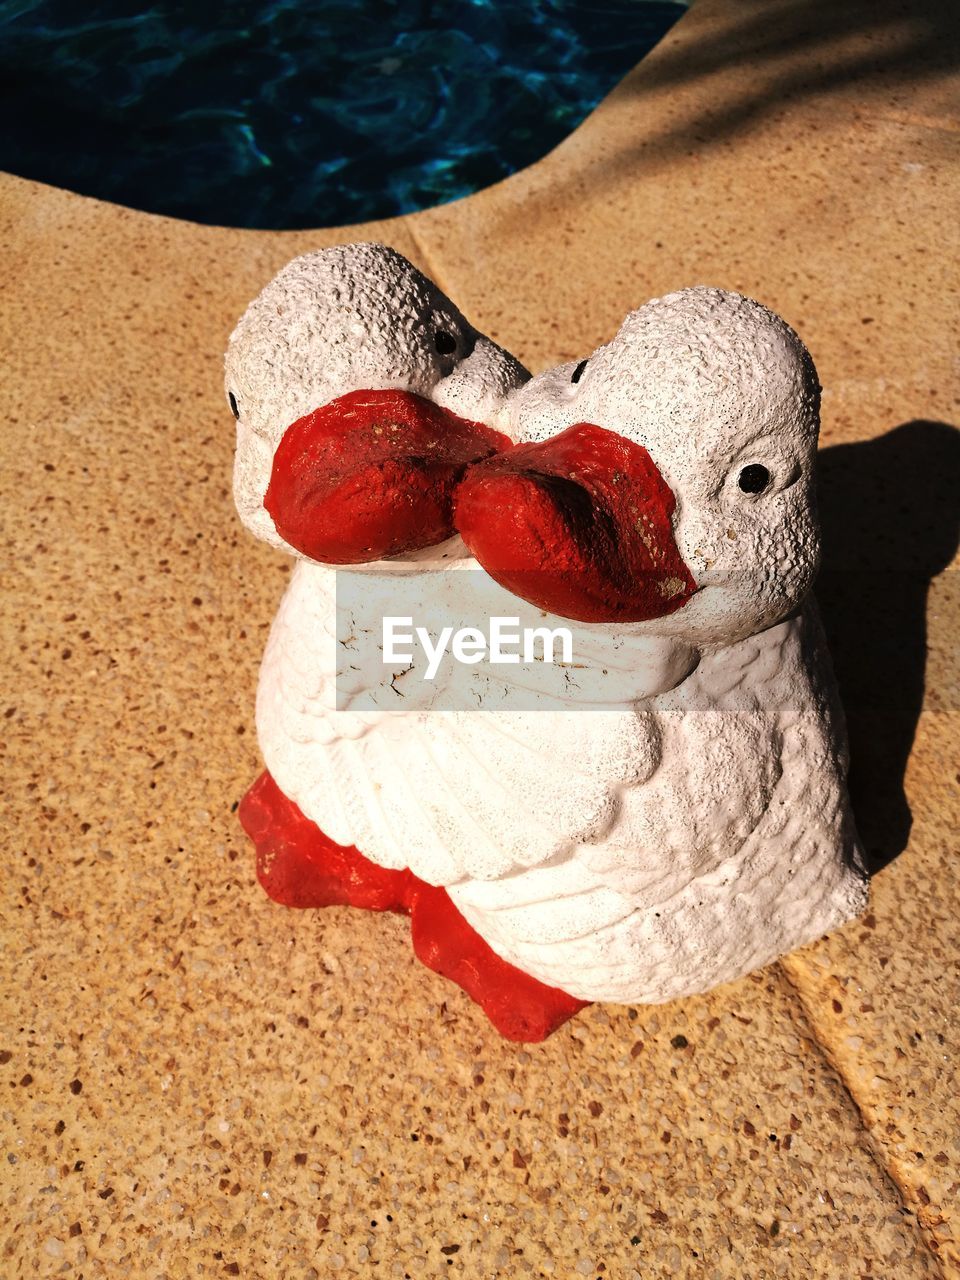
left=225, top=242, right=528, bottom=565
left=455, top=287, right=822, bottom=648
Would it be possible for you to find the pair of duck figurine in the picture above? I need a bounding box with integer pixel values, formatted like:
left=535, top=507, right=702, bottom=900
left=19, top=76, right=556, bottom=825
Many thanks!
left=225, top=243, right=868, bottom=1042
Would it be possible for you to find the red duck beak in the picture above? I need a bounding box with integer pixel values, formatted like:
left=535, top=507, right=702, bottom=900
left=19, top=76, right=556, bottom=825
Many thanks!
left=454, top=423, right=697, bottom=623
left=265, top=389, right=511, bottom=563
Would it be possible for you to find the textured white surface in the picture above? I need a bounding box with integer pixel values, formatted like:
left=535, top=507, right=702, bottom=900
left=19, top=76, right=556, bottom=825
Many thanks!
left=226, top=241, right=528, bottom=559
left=227, top=245, right=868, bottom=1004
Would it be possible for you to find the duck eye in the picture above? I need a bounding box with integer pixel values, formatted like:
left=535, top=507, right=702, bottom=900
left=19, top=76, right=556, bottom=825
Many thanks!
left=571, top=359, right=587, bottom=384
left=435, top=330, right=457, bottom=356
left=228, top=391, right=240, bottom=419
left=738, top=464, right=770, bottom=494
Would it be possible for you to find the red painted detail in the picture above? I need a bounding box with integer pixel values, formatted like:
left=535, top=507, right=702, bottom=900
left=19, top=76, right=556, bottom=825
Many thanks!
left=454, top=422, right=698, bottom=623
left=264, top=389, right=510, bottom=563
left=406, top=882, right=589, bottom=1042
left=239, top=771, right=589, bottom=1042
left=239, top=769, right=415, bottom=912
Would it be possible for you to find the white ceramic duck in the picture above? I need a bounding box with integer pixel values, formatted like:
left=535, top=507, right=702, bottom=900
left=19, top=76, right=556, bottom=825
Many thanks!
left=226, top=244, right=868, bottom=1040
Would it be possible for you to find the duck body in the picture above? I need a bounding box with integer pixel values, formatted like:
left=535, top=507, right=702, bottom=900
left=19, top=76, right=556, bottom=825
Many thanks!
left=256, top=557, right=866, bottom=1005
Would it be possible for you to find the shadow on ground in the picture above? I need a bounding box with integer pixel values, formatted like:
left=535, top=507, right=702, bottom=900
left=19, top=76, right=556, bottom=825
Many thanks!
left=539, top=0, right=960, bottom=199
left=817, top=421, right=960, bottom=874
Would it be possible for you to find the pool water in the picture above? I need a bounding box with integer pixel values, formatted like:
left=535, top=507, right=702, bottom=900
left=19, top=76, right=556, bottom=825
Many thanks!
left=0, top=0, right=686, bottom=229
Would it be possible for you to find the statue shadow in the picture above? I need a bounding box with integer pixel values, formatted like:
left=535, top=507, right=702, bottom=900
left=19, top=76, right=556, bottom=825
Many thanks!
left=816, top=421, right=960, bottom=874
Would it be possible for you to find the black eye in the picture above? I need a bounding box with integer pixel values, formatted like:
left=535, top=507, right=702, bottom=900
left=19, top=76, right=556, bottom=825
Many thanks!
left=228, top=391, right=240, bottom=419
left=571, top=359, right=587, bottom=384
left=435, top=330, right=457, bottom=356
left=738, top=464, right=770, bottom=494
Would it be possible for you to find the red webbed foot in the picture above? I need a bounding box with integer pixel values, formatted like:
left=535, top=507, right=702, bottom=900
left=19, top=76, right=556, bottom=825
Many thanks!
left=238, top=771, right=589, bottom=1041
left=408, top=882, right=589, bottom=1042
left=239, top=770, right=414, bottom=912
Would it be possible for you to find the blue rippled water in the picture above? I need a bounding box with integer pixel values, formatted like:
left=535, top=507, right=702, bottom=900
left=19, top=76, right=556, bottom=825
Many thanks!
left=0, top=1, right=686, bottom=228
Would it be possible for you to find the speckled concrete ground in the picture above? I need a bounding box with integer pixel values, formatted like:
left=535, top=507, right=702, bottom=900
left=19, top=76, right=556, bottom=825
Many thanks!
left=2, top=0, right=958, bottom=1276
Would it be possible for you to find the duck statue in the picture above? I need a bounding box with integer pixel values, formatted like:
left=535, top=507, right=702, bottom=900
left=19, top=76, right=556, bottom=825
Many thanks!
left=225, top=242, right=868, bottom=1041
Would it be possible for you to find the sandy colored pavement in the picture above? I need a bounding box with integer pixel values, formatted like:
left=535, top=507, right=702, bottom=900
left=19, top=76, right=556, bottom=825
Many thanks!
left=2, top=0, right=958, bottom=1275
